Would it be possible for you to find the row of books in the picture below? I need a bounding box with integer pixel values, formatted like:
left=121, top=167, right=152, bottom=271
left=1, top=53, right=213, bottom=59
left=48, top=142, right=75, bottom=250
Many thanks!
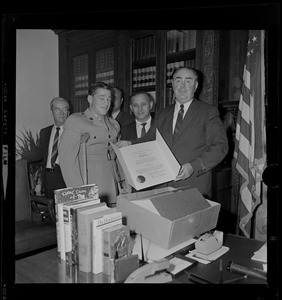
left=95, top=70, right=114, bottom=85
left=54, top=184, right=132, bottom=280
left=74, top=74, right=89, bottom=97
left=132, top=66, right=156, bottom=88
left=166, top=59, right=196, bottom=84
left=132, top=35, right=156, bottom=62
left=167, top=30, right=196, bottom=54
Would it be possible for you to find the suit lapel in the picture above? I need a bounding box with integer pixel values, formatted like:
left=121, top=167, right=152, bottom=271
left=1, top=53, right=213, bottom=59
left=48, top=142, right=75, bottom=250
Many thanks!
left=41, top=125, right=53, bottom=162
left=162, top=105, right=174, bottom=147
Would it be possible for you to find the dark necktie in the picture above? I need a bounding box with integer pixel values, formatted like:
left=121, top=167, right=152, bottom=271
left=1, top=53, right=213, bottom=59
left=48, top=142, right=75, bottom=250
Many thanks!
left=51, top=127, right=60, bottom=168
left=141, top=123, right=147, bottom=137
left=173, top=104, right=184, bottom=139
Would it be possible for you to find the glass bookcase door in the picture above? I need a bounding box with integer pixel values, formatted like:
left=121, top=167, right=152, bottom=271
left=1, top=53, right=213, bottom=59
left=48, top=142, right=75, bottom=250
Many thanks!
left=165, top=30, right=196, bottom=106
left=73, top=54, right=89, bottom=112
left=131, top=34, right=157, bottom=109
left=95, top=47, right=115, bottom=85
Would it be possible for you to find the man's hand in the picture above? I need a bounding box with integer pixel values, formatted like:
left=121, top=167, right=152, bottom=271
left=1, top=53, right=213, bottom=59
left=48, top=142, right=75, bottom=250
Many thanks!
left=80, top=133, right=90, bottom=144
left=115, top=140, right=132, bottom=148
left=175, top=163, right=194, bottom=181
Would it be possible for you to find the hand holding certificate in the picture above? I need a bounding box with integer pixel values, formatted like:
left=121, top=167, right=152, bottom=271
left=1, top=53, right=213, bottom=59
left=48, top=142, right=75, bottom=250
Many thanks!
left=111, top=130, right=181, bottom=190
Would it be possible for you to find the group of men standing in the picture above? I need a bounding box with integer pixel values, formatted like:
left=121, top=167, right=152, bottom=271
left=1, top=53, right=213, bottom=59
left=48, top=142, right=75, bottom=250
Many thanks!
left=21, top=67, right=228, bottom=207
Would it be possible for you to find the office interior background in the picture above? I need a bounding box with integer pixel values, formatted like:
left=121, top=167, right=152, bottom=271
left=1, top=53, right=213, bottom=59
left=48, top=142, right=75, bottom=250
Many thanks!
left=15, top=29, right=276, bottom=243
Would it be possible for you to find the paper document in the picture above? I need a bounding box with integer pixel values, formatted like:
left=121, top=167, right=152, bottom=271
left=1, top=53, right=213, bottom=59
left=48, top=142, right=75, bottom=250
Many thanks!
left=112, top=130, right=180, bottom=190
left=251, top=243, right=267, bottom=263
left=167, top=257, right=194, bottom=275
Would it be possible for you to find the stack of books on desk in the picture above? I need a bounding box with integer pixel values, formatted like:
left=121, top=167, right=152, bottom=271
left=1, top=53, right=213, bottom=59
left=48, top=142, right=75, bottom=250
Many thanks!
left=54, top=184, right=136, bottom=280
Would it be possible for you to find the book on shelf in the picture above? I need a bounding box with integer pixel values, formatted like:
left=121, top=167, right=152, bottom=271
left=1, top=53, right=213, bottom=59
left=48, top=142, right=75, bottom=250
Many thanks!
left=102, top=224, right=131, bottom=279
left=54, top=184, right=99, bottom=259
left=77, top=206, right=117, bottom=273
left=91, top=211, right=122, bottom=274
left=63, top=200, right=105, bottom=266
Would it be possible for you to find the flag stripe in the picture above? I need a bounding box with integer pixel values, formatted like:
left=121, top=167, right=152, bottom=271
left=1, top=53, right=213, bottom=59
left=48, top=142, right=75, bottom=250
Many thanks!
left=233, top=30, right=266, bottom=237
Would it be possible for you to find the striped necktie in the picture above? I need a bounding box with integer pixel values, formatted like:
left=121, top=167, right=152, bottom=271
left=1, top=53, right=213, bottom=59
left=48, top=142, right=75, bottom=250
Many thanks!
left=173, top=104, right=184, bottom=140
left=50, top=127, right=60, bottom=168
left=141, top=122, right=147, bottom=137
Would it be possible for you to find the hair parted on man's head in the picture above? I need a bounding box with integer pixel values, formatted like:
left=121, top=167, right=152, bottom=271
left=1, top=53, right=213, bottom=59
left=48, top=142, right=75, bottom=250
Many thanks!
left=50, top=97, right=70, bottom=110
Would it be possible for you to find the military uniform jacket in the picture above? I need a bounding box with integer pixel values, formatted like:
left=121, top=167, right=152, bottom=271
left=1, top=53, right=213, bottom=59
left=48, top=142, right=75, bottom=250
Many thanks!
left=58, top=108, right=121, bottom=203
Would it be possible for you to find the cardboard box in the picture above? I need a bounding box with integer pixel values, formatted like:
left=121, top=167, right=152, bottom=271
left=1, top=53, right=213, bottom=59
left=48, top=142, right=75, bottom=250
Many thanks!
left=112, top=130, right=180, bottom=190
left=117, top=187, right=220, bottom=249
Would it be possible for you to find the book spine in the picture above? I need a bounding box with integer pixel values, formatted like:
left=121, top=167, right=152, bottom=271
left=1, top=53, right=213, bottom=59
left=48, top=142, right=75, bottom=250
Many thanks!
left=77, top=215, right=89, bottom=272
left=70, top=207, right=79, bottom=266
left=70, top=202, right=106, bottom=267
left=184, top=30, right=189, bottom=50
left=92, top=213, right=122, bottom=274
left=64, top=206, right=72, bottom=265
left=54, top=202, right=61, bottom=258
left=178, top=31, right=184, bottom=52
left=58, top=203, right=66, bottom=260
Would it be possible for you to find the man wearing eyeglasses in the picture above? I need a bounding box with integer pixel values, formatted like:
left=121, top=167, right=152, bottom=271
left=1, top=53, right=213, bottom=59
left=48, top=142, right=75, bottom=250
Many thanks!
left=117, top=67, right=228, bottom=198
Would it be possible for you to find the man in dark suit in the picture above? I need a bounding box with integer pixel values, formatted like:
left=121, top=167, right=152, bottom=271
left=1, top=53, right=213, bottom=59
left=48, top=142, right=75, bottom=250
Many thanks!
left=121, top=91, right=154, bottom=140
left=117, top=67, right=228, bottom=198
left=110, top=87, right=135, bottom=129
left=21, top=97, right=70, bottom=199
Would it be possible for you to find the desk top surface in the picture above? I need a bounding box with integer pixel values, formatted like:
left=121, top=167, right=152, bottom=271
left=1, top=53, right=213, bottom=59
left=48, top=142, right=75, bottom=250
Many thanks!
left=15, top=233, right=266, bottom=284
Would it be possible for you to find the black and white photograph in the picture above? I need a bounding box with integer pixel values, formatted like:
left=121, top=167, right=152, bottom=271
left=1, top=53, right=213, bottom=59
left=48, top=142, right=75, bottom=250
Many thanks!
left=1, top=4, right=279, bottom=300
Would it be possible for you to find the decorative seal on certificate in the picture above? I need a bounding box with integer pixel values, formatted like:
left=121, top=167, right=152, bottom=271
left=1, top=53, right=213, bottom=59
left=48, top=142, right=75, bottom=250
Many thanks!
left=136, top=175, right=146, bottom=183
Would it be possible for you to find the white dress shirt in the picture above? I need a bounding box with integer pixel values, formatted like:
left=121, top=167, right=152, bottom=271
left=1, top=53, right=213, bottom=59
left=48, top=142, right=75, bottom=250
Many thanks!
left=172, top=100, right=192, bottom=133
left=46, top=124, right=64, bottom=168
left=135, top=116, right=152, bottom=138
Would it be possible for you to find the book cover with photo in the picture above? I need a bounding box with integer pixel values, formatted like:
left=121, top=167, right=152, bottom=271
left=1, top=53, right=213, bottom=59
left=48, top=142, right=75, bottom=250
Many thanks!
left=102, top=224, right=130, bottom=277
left=91, top=211, right=122, bottom=274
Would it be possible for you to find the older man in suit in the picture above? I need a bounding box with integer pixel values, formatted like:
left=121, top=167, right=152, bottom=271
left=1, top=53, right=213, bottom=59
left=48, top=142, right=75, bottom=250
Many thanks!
left=117, top=67, right=228, bottom=198
left=121, top=91, right=154, bottom=140
left=21, top=97, right=70, bottom=199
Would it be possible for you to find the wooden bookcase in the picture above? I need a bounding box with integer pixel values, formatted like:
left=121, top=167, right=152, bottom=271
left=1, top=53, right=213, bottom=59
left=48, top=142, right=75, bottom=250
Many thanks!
left=129, top=30, right=197, bottom=112
left=55, top=30, right=202, bottom=114
left=54, top=30, right=248, bottom=234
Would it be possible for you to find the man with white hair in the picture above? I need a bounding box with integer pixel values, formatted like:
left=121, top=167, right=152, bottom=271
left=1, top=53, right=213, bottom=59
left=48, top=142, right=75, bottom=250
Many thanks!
left=21, top=97, right=70, bottom=199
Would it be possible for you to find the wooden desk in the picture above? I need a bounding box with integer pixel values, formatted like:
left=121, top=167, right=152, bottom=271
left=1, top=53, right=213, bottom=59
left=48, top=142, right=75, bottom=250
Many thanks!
left=15, top=233, right=266, bottom=284
left=173, top=233, right=267, bottom=284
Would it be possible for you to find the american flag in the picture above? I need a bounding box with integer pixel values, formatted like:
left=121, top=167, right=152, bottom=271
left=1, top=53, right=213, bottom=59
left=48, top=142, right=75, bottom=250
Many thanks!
left=234, top=30, right=266, bottom=237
